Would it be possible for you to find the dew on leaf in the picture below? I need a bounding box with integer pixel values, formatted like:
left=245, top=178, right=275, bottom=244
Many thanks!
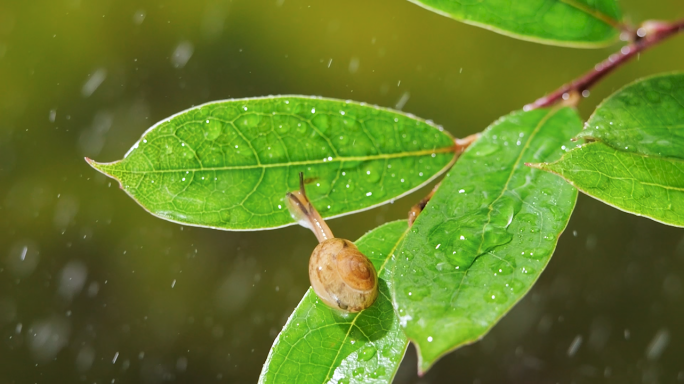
left=357, top=345, right=377, bottom=361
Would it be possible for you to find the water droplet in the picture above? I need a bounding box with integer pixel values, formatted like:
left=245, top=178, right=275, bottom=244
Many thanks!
left=507, top=279, right=525, bottom=293
left=370, top=366, right=386, bottom=379
left=362, top=162, right=382, bottom=183
left=489, top=259, right=515, bottom=275
left=404, top=285, right=430, bottom=301
left=655, top=78, right=673, bottom=91
left=457, top=185, right=475, bottom=194
left=357, top=345, right=377, bottom=361
left=277, top=123, right=290, bottom=134
left=429, top=210, right=513, bottom=270
left=435, top=261, right=449, bottom=271
left=296, top=122, right=308, bottom=134
left=484, top=287, right=508, bottom=303
left=472, top=143, right=499, bottom=157
left=620, top=94, right=640, bottom=106
left=644, top=90, right=661, bottom=103
left=490, top=196, right=520, bottom=227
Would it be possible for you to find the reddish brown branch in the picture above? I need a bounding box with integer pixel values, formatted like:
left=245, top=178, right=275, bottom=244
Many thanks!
left=525, top=19, right=684, bottom=110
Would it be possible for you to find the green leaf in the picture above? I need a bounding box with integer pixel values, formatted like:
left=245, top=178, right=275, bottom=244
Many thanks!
left=534, top=73, right=684, bottom=227
left=577, top=72, right=684, bottom=159
left=392, top=107, right=581, bottom=373
left=531, top=142, right=684, bottom=227
left=407, top=0, right=621, bottom=47
left=259, top=220, right=410, bottom=384
left=86, top=96, right=455, bottom=230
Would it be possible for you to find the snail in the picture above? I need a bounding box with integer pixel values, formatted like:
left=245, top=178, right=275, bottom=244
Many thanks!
left=286, top=173, right=378, bottom=313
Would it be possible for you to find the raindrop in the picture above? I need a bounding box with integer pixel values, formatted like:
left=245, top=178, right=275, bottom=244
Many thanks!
left=472, top=143, right=499, bottom=157
left=370, top=366, right=386, bottom=378
left=28, top=315, right=71, bottom=363
left=76, top=345, right=95, bottom=372
left=81, top=68, right=107, bottom=97
left=58, top=261, right=88, bottom=301
left=171, top=41, right=194, bottom=68
left=132, top=9, right=146, bottom=25
left=6, top=240, right=40, bottom=278
left=348, top=57, right=360, bottom=73
left=395, top=92, right=410, bottom=110
left=567, top=335, right=583, bottom=357
left=357, top=345, right=377, bottom=361
left=646, top=328, right=670, bottom=361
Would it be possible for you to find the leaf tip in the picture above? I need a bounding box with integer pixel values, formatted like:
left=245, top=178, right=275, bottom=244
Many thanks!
left=525, top=162, right=544, bottom=169
left=417, top=356, right=433, bottom=377
left=84, top=157, right=100, bottom=169
left=84, top=157, right=117, bottom=178
left=412, top=339, right=437, bottom=377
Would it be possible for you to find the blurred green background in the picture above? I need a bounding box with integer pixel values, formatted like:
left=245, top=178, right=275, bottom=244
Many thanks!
left=1, top=0, right=683, bottom=383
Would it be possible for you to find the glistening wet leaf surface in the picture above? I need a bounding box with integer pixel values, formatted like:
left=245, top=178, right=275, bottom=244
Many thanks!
left=392, top=107, right=581, bottom=372
left=406, top=0, right=622, bottom=47
left=88, top=97, right=455, bottom=230
left=578, top=72, right=684, bottom=159
left=1, top=0, right=684, bottom=383
left=259, top=220, right=409, bottom=384
left=537, top=73, right=684, bottom=227
left=536, top=141, right=684, bottom=227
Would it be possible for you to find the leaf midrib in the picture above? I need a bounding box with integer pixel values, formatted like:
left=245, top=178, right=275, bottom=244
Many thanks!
left=553, top=143, right=684, bottom=192
left=476, top=107, right=560, bottom=254
left=443, top=108, right=559, bottom=308
left=95, top=147, right=455, bottom=174
left=557, top=0, right=619, bottom=28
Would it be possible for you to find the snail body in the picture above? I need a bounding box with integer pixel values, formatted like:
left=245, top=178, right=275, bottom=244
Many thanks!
left=286, top=172, right=379, bottom=313
left=309, top=238, right=378, bottom=312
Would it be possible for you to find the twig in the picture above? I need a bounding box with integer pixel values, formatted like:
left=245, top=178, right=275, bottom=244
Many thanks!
left=525, top=19, right=684, bottom=110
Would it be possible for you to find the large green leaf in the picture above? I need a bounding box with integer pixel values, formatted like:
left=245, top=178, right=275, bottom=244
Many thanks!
left=407, top=0, right=621, bottom=47
left=392, top=107, right=581, bottom=373
left=535, top=73, right=684, bottom=227
left=532, top=142, right=684, bottom=227
left=577, top=72, right=684, bottom=159
left=259, top=220, right=410, bottom=384
left=86, top=96, right=455, bottom=230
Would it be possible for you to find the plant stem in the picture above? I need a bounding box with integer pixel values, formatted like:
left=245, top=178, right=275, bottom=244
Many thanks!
left=525, top=19, right=684, bottom=110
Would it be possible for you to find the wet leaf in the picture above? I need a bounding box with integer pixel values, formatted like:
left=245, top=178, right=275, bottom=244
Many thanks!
left=407, top=0, right=621, bottom=47
left=577, top=72, right=684, bottom=159
left=259, top=220, right=410, bottom=384
left=536, top=73, right=684, bottom=227
left=532, top=142, right=684, bottom=227
left=392, top=107, right=581, bottom=373
left=87, top=96, right=455, bottom=230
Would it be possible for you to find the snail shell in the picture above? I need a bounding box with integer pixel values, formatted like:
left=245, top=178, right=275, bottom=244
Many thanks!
left=309, top=238, right=378, bottom=313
